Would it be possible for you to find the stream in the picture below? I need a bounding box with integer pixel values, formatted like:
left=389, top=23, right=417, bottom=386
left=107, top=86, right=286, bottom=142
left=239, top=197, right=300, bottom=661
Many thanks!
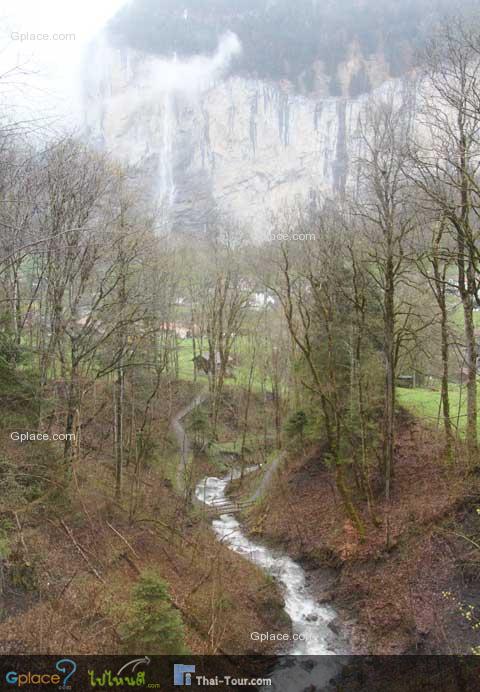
left=195, top=468, right=349, bottom=691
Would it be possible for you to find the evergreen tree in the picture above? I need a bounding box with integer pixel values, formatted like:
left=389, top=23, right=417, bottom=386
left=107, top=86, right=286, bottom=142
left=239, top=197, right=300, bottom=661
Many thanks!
left=122, top=572, right=188, bottom=654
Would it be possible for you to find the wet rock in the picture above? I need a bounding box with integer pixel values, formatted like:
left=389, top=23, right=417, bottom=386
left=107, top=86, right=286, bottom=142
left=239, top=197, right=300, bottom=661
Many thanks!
left=328, top=618, right=341, bottom=635
left=304, top=613, right=318, bottom=622
left=318, top=590, right=334, bottom=603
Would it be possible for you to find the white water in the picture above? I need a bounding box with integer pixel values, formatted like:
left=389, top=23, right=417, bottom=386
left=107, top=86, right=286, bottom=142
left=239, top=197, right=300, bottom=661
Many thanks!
left=195, top=469, right=349, bottom=689
left=158, top=92, right=176, bottom=228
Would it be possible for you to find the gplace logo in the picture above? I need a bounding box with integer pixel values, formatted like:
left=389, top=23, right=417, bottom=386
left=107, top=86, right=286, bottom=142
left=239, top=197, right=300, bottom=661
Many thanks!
left=174, top=663, right=195, bottom=686
left=6, top=658, right=77, bottom=687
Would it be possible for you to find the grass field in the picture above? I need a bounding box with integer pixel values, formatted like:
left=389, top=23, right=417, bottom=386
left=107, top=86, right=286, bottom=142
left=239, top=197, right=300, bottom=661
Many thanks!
left=176, top=337, right=267, bottom=392
left=397, top=382, right=478, bottom=434
left=400, top=290, right=480, bottom=435
left=176, top=338, right=207, bottom=382
left=447, top=294, right=480, bottom=329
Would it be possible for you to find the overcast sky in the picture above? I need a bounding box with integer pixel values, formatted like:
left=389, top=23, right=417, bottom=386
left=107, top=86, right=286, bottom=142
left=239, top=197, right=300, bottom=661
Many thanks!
left=0, top=0, right=128, bottom=126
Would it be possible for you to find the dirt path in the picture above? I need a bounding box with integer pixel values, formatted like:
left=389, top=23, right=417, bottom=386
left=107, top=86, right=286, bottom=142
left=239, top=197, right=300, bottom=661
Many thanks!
left=171, top=389, right=208, bottom=492
left=249, top=450, right=287, bottom=501
left=171, top=387, right=286, bottom=503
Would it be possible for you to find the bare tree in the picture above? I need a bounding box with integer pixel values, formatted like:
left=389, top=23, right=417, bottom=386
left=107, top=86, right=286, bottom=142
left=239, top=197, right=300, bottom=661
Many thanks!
left=200, top=223, right=252, bottom=435
left=412, top=211, right=456, bottom=456
left=410, top=18, right=480, bottom=458
left=265, top=207, right=366, bottom=537
left=354, top=87, right=419, bottom=504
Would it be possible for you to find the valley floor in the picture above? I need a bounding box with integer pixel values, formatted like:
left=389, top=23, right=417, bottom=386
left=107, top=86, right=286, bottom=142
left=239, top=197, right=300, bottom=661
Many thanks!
left=3, top=368, right=480, bottom=659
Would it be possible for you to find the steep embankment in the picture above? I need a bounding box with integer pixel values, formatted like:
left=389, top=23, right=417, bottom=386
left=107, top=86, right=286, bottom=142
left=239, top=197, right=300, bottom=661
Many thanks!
left=0, top=378, right=287, bottom=655
left=246, top=416, right=480, bottom=654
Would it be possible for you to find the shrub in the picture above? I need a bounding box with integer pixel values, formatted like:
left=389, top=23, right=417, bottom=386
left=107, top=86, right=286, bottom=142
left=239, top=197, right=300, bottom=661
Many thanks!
left=121, top=571, right=188, bottom=654
left=284, top=410, right=307, bottom=439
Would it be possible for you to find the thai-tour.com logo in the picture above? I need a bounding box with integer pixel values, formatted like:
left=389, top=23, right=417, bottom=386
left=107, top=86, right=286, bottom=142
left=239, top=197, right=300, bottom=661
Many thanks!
left=5, top=658, right=77, bottom=687
left=174, top=664, right=196, bottom=686
left=173, top=663, right=272, bottom=687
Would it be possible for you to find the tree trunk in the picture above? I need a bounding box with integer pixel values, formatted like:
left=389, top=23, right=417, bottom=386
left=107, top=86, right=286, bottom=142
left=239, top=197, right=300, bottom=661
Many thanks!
left=462, top=292, right=477, bottom=459
left=384, top=257, right=395, bottom=502
left=114, top=362, right=124, bottom=500
left=439, top=300, right=454, bottom=457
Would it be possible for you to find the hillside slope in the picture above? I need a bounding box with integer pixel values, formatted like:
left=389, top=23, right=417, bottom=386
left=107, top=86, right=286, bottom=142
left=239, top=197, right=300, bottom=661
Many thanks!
left=245, top=416, right=480, bottom=654
left=0, top=370, right=287, bottom=655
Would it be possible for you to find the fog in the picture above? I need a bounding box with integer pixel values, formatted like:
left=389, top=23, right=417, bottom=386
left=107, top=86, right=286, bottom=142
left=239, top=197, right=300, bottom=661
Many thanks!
left=141, top=31, right=242, bottom=95
left=0, top=0, right=127, bottom=125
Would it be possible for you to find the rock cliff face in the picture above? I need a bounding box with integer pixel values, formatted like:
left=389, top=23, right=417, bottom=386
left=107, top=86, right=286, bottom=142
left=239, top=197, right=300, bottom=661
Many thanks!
left=83, top=35, right=370, bottom=239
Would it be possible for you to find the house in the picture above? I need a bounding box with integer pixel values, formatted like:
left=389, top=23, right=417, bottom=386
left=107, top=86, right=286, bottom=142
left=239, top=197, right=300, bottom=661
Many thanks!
left=160, top=322, right=200, bottom=339
left=249, top=292, right=276, bottom=310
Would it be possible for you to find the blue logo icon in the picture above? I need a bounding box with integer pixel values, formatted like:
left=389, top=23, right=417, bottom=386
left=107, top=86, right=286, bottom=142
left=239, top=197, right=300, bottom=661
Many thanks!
left=56, top=659, right=77, bottom=687
left=174, top=664, right=195, bottom=686
left=5, top=659, right=76, bottom=687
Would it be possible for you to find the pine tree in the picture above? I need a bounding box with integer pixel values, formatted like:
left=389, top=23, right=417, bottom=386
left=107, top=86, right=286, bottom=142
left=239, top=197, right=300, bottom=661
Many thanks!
left=122, top=572, right=188, bottom=654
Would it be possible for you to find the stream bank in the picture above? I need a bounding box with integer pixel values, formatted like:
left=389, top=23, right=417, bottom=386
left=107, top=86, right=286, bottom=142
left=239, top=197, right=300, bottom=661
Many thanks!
left=195, top=468, right=348, bottom=657
left=174, top=391, right=351, bottom=661
left=242, top=421, right=480, bottom=655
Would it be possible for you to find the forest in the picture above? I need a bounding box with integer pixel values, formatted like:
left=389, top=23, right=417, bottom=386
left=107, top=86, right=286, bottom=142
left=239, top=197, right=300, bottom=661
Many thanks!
left=109, top=0, right=466, bottom=95
left=1, top=11, right=480, bottom=669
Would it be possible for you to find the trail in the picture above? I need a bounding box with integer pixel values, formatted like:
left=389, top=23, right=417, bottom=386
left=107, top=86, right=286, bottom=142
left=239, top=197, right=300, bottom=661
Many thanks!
left=249, top=450, right=287, bottom=501
left=170, top=389, right=208, bottom=492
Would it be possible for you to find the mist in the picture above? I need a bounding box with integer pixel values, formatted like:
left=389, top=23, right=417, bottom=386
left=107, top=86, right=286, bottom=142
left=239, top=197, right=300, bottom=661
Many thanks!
left=139, top=31, right=242, bottom=96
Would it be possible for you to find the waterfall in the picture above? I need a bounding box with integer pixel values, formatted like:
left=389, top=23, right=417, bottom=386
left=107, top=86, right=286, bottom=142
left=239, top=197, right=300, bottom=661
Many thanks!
left=158, top=91, right=176, bottom=229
